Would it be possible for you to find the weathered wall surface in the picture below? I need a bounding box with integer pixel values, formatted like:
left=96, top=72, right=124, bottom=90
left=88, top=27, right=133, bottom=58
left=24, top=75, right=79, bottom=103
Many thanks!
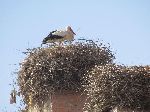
left=51, top=92, right=86, bottom=112
left=28, top=92, right=86, bottom=112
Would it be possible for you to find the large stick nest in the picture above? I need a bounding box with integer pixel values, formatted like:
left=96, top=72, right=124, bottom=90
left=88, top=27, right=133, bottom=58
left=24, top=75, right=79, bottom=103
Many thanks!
left=18, top=41, right=115, bottom=108
left=84, top=64, right=150, bottom=112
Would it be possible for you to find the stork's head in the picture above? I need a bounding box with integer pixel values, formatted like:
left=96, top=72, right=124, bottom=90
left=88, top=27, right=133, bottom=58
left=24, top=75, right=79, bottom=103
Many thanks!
left=66, top=26, right=76, bottom=35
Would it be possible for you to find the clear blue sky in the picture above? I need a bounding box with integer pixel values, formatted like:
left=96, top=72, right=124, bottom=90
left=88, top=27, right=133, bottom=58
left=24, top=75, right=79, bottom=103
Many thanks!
left=0, top=0, right=150, bottom=111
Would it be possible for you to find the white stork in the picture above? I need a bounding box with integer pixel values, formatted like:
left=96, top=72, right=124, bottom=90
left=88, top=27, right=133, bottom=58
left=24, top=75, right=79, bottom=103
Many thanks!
left=42, top=26, right=76, bottom=44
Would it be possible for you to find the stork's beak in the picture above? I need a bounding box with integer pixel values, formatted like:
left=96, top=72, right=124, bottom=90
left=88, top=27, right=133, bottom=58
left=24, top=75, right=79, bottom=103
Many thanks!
left=73, top=31, right=76, bottom=35
left=70, top=28, right=76, bottom=35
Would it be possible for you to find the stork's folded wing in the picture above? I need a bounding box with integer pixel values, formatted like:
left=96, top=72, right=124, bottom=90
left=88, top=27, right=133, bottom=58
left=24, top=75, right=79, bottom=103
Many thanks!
left=52, top=30, right=67, bottom=37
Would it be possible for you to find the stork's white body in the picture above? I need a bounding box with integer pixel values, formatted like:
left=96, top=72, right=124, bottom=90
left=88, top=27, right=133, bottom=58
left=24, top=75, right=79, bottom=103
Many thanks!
left=53, top=30, right=74, bottom=40
left=42, top=26, right=76, bottom=44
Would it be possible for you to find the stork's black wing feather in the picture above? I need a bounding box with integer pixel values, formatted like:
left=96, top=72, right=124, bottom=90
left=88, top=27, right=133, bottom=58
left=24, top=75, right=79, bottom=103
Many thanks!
left=42, top=30, right=64, bottom=44
left=47, top=30, right=57, bottom=37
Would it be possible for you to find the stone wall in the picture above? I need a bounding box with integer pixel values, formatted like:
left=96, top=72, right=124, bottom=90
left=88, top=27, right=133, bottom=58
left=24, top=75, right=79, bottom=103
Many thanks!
left=28, top=91, right=86, bottom=112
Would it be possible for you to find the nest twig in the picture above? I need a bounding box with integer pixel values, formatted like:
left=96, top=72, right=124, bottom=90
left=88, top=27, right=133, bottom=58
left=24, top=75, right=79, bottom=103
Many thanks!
left=17, top=40, right=114, bottom=109
left=84, top=64, right=150, bottom=112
